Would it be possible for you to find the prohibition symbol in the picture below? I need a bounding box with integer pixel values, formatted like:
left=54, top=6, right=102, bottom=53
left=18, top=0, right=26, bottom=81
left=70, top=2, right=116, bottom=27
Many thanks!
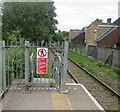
left=38, top=49, right=47, bottom=57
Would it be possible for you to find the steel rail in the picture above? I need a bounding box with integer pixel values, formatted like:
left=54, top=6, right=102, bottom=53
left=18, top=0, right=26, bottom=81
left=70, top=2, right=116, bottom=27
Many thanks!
left=50, top=47, right=120, bottom=110
left=68, top=57, right=120, bottom=99
left=67, top=70, right=80, bottom=84
left=49, top=46, right=120, bottom=98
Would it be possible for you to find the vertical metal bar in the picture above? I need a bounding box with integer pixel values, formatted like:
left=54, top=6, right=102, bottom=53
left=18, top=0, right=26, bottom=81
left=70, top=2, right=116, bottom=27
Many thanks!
left=32, top=41, right=35, bottom=90
left=60, top=41, right=68, bottom=93
left=25, top=41, right=30, bottom=90
left=45, top=42, right=47, bottom=47
left=62, top=42, right=64, bottom=50
left=11, top=41, right=14, bottom=74
left=79, top=45, right=82, bottom=54
left=15, top=41, right=18, bottom=80
left=73, top=43, right=75, bottom=52
left=7, top=48, right=10, bottom=88
left=0, top=41, right=3, bottom=95
left=76, top=43, right=77, bottom=53
left=2, top=41, right=6, bottom=91
left=36, top=41, right=39, bottom=89
left=37, top=41, right=38, bottom=47
left=77, top=44, right=78, bottom=53
left=20, top=41, right=23, bottom=83
left=72, top=43, right=73, bottom=51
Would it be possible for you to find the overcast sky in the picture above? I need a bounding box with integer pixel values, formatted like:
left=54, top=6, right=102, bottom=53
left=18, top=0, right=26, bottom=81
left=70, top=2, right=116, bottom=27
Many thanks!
left=53, top=0, right=120, bottom=31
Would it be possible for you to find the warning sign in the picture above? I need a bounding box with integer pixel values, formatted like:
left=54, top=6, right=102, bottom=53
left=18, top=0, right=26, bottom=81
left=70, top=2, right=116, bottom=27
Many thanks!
left=36, top=48, right=48, bottom=74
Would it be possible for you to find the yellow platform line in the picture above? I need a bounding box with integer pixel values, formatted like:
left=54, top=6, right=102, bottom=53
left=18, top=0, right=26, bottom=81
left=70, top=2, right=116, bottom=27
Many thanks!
left=52, top=90, right=72, bottom=110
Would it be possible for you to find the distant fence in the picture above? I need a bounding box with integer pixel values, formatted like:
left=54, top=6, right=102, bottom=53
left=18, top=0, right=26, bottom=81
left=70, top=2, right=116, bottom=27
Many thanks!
left=69, top=42, right=120, bottom=68
left=87, top=45, right=120, bottom=68
left=69, top=42, right=87, bottom=56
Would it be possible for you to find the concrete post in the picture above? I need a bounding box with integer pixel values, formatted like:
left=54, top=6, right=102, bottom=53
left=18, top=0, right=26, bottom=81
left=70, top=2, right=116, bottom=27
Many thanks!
left=25, top=41, right=30, bottom=90
left=59, top=41, right=69, bottom=93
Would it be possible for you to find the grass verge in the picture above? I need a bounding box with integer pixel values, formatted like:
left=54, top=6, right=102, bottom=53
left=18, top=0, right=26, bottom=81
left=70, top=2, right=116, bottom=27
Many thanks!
left=68, top=50, right=119, bottom=91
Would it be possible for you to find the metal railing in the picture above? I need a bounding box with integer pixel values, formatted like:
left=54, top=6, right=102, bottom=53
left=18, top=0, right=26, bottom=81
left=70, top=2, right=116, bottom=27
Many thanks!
left=0, top=41, right=69, bottom=98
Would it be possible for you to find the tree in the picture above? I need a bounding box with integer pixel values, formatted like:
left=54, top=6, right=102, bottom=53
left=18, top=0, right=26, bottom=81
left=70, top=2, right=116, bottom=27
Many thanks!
left=55, top=30, right=69, bottom=42
left=2, top=2, right=58, bottom=42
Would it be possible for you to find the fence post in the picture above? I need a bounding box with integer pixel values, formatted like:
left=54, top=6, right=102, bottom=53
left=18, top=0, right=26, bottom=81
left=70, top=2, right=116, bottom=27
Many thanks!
left=79, top=45, right=81, bottom=54
left=2, top=41, right=6, bottom=92
left=0, top=41, right=3, bottom=96
left=25, top=41, right=30, bottom=90
left=76, top=44, right=78, bottom=53
left=60, top=41, right=68, bottom=93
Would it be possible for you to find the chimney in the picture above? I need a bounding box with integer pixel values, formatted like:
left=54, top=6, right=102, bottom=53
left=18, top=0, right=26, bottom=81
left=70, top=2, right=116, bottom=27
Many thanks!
left=107, top=18, right=112, bottom=24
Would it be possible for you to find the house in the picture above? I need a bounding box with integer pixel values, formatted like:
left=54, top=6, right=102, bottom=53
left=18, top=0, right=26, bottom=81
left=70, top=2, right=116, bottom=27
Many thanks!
left=85, top=18, right=112, bottom=48
left=69, top=29, right=81, bottom=41
left=71, top=30, right=85, bottom=44
left=96, top=18, right=120, bottom=48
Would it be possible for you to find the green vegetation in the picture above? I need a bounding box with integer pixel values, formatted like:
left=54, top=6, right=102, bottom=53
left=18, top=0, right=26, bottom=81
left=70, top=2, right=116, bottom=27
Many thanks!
left=6, top=45, right=25, bottom=86
left=49, top=81, right=56, bottom=87
left=68, top=50, right=119, bottom=80
left=2, top=2, right=58, bottom=42
left=55, top=30, right=69, bottom=41
left=6, top=43, right=25, bottom=78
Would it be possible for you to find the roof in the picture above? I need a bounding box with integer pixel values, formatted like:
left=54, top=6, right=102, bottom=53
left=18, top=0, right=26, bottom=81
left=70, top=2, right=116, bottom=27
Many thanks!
left=87, top=19, right=113, bottom=28
left=96, top=17, right=120, bottom=42
left=69, top=29, right=81, bottom=32
left=96, top=27, right=116, bottom=41
left=96, top=27, right=120, bottom=47
left=113, top=17, right=120, bottom=25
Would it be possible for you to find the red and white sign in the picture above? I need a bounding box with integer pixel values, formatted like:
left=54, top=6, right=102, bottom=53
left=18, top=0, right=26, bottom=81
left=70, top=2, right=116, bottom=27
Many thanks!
left=36, top=48, right=48, bottom=74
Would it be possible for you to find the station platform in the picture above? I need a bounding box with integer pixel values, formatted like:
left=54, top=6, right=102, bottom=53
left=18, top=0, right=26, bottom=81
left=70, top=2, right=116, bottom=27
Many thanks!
left=1, top=83, right=104, bottom=111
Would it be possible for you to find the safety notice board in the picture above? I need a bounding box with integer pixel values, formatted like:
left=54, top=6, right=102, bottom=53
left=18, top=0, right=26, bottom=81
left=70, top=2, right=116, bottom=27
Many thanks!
left=36, top=48, right=48, bottom=74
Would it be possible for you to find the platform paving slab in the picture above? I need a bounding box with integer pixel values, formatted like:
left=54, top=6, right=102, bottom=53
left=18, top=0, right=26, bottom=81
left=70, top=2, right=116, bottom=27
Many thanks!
left=66, top=84, right=104, bottom=110
left=4, top=90, right=53, bottom=110
left=1, top=84, right=104, bottom=111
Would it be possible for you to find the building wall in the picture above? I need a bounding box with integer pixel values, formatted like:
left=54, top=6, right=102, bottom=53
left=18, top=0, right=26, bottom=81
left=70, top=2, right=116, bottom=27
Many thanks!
left=85, top=23, right=97, bottom=47
left=97, top=27, right=109, bottom=38
left=69, top=30, right=81, bottom=41
left=85, top=23, right=109, bottom=48
left=97, top=28, right=119, bottom=47
left=71, top=32, right=85, bottom=43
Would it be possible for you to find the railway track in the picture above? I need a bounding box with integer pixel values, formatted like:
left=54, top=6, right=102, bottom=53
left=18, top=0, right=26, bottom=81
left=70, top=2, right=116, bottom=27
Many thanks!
left=67, top=57, right=120, bottom=110
left=49, top=47, right=120, bottom=110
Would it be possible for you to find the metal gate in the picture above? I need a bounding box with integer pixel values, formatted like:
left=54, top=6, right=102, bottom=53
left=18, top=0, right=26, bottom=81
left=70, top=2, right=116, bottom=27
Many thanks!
left=0, top=41, right=68, bottom=97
